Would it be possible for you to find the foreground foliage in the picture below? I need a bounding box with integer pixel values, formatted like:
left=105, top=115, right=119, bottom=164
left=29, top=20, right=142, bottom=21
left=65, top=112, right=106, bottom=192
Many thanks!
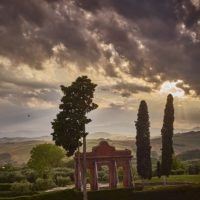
left=1, top=185, right=200, bottom=200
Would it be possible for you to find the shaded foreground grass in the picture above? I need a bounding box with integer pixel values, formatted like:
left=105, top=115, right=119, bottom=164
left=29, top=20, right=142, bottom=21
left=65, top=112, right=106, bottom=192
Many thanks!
left=1, top=185, right=200, bottom=200
left=150, top=175, right=200, bottom=184
left=134, top=175, right=200, bottom=185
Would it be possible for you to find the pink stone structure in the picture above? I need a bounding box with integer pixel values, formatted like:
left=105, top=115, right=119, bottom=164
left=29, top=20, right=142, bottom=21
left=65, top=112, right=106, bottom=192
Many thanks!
left=74, top=141, right=133, bottom=191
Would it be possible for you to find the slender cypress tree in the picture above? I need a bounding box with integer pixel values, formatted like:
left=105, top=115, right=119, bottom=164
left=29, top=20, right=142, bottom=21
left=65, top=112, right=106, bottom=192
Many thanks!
left=156, top=161, right=161, bottom=178
left=161, top=94, right=174, bottom=179
left=135, top=100, right=152, bottom=180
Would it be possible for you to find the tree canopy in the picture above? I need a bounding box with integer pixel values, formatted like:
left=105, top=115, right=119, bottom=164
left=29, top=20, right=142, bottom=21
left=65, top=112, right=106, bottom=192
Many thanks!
left=51, top=76, right=98, bottom=156
left=28, top=144, right=65, bottom=177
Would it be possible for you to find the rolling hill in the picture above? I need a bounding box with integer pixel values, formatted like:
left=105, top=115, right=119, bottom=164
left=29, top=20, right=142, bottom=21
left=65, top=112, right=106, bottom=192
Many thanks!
left=0, top=131, right=200, bottom=165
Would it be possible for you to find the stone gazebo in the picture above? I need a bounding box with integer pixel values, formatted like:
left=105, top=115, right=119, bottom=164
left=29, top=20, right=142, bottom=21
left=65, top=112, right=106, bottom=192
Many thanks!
left=74, top=141, right=133, bottom=191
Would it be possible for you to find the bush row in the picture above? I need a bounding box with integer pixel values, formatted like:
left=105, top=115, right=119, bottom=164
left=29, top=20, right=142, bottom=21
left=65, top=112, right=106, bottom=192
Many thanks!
left=0, top=167, right=74, bottom=184
left=55, top=176, right=71, bottom=187
left=0, top=183, right=12, bottom=191
left=10, top=179, right=55, bottom=194
left=0, top=171, right=25, bottom=183
left=9, top=177, right=72, bottom=194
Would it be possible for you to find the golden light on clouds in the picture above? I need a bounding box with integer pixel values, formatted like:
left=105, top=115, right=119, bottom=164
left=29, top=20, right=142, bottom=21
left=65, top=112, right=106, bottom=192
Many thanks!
left=160, top=81, right=185, bottom=98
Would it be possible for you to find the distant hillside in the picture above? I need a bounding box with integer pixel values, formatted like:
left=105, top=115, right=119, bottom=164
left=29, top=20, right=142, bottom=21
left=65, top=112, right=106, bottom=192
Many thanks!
left=0, top=136, right=51, bottom=143
left=0, top=131, right=200, bottom=165
left=88, top=132, right=112, bottom=139
left=151, top=131, right=200, bottom=155
left=88, top=132, right=133, bottom=140
left=192, top=127, right=200, bottom=131
left=0, top=140, right=51, bottom=165
left=176, top=149, right=200, bottom=161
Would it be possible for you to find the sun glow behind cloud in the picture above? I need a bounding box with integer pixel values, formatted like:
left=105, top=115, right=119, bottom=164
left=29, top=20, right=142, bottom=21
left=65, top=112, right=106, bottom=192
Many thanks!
left=160, top=81, right=185, bottom=97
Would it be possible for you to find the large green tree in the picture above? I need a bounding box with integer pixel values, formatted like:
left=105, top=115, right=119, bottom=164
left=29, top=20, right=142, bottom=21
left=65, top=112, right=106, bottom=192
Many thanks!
left=161, top=94, right=174, bottom=181
left=135, top=100, right=152, bottom=181
left=28, top=144, right=65, bottom=177
left=51, top=76, right=98, bottom=200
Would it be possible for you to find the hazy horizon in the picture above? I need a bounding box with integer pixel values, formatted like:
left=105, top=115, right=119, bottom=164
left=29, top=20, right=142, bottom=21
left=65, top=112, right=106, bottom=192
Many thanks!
left=1, top=127, right=200, bottom=139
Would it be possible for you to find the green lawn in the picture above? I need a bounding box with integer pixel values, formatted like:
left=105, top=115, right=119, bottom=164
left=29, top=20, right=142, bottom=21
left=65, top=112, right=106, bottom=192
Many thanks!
left=143, top=175, right=200, bottom=184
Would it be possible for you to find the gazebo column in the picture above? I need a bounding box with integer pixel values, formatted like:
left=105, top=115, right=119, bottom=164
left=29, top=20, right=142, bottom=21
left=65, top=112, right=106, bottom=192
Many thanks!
left=109, top=160, right=118, bottom=189
left=129, top=159, right=135, bottom=188
left=74, top=157, right=82, bottom=191
left=90, top=160, right=98, bottom=191
left=123, top=160, right=133, bottom=188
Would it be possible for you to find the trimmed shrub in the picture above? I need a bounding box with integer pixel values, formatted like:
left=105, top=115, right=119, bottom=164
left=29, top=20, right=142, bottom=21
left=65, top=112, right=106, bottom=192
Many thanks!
left=34, top=178, right=56, bottom=191
left=171, top=169, right=185, bottom=175
left=11, top=181, right=33, bottom=194
left=117, top=168, right=124, bottom=182
left=97, top=166, right=109, bottom=183
left=53, top=167, right=74, bottom=177
left=188, top=165, right=200, bottom=175
left=98, top=171, right=109, bottom=182
left=134, top=184, right=144, bottom=191
left=64, top=159, right=74, bottom=169
left=56, top=176, right=71, bottom=187
left=22, top=169, right=38, bottom=183
left=0, top=171, right=25, bottom=183
left=52, top=167, right=74, bottom=182
left=0, top=183, right=11, bottom=191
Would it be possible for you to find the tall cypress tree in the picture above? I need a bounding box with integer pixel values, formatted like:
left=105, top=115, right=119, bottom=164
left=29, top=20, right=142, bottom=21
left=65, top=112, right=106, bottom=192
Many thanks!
left=161, top=94, right=174, bottom=178
left=135, top=100, right=152, bottom=180
left=156, top=161, right=162, bottom=178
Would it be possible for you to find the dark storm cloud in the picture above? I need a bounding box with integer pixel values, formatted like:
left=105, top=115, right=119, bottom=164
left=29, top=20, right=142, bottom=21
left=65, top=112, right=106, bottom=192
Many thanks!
left=112, top=82, right=152, bottom=97
left=0, top=0, right=100, bottom=68
left=0, top=0, right=49, bottom=68
left=175, top=0, right=200, bottom=28
left=0, top=0, right=200, bottom=95
left=74, top=0, right=200, bottom=94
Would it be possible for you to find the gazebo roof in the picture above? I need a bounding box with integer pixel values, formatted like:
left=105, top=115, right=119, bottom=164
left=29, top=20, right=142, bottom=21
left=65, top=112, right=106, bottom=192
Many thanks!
left=75, top=140, right=132, bottom=159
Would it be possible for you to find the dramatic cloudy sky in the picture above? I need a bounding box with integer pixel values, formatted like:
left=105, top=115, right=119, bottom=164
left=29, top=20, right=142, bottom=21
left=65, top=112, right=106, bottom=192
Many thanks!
left=0, top=0, right=200, bottom=138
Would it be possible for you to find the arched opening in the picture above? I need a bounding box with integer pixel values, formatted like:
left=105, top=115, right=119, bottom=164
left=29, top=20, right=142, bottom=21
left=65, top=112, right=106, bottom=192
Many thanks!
left=87, top=168, right=92, bottom=190
left=97, top=164, right=110, bottom=190
left=117, top=166, right=124, bottom=188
